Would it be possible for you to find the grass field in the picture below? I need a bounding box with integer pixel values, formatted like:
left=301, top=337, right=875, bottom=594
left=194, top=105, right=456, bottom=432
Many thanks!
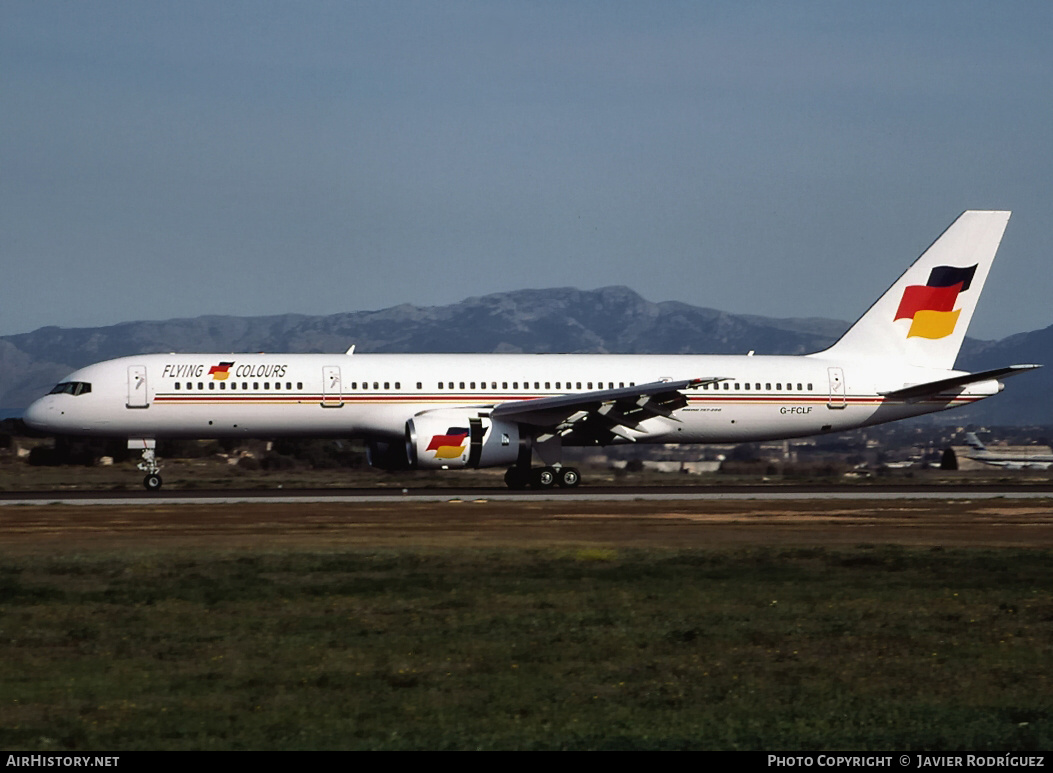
left=3, top=545, right=1051, bottom=750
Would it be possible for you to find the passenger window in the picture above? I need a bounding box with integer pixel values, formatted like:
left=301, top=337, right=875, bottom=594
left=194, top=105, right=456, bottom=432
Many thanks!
left=545, top=382, right=550, bottom=389
left=175, top=382, right=180, bottom=390
left=274, top=382, right=281, bottom=390
left=744, top=383, right=750, bottom=390
left=384, top=382, right=390, bottom=390
left=209, top=382, right=215, bottom=390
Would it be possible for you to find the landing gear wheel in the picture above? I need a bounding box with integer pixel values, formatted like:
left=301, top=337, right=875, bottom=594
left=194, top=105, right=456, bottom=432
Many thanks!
left=504, top=468, right=530, bottom=490
left=143, top=474, right=163, bottom=491
left=532, top=467, right=557, bottom=489
left=557, top=467, right=581, bottom=488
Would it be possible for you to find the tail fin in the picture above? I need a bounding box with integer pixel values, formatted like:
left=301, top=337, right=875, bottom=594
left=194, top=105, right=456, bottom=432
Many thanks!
left=964, top=432, right=986, bottom=451
left=817, top=211, right=1011, bottom=369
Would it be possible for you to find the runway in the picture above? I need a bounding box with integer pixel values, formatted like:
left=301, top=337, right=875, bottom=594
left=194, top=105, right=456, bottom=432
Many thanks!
left=3, top=482, right=1053, bottom=506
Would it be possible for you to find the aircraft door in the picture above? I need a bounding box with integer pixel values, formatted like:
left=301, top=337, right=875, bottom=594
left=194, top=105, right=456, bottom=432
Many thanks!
left=322, top=366, right=343, bottom=407
left=827, top=367, right=846, bottom=409
left=127, top=365, right=149, bottom=408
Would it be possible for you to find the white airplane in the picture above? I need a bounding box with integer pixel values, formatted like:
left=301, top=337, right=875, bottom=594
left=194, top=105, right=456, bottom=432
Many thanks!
left=961, top=432, right=1053, bottom=470
left=23, top=210, right=1039, bottom=491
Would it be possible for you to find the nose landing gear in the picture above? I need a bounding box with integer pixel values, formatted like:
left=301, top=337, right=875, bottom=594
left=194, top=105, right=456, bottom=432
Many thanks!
left=130, top=438, right=163, bottom=491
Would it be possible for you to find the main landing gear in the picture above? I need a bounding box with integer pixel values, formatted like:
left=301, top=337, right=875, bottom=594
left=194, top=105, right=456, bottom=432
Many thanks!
left=504, top=465, right=581, bottom=490
left=130, top=438, right=163, bottom=491
left=503, top=434, right=581, bottom=489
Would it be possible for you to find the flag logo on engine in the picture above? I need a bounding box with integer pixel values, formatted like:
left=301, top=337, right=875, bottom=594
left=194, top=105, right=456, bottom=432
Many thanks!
left=426, top=427, right=470, bottom=459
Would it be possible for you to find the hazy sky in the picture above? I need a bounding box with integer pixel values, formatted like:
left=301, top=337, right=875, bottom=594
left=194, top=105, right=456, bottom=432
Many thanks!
left=4, top=1, right=1051, bottom=341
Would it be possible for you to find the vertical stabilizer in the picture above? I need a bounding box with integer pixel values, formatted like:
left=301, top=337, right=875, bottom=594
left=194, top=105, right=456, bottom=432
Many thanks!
left=817, top=211, right=1010, bottom=369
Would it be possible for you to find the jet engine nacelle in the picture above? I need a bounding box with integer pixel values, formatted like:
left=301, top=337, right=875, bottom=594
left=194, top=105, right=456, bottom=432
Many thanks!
left=407, top=413, right=521, bottom=469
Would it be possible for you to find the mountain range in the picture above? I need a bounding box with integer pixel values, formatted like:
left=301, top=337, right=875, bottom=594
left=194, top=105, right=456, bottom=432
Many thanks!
left=2, top=286, right=1048, bottom=425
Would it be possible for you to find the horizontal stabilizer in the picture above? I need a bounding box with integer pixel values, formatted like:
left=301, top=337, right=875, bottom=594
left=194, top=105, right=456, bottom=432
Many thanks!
left=878, top=364, right=1041, bottom=400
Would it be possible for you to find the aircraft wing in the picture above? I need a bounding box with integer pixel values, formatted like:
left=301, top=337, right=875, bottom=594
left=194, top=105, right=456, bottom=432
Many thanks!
left=879, top=364, right=1041, bottom=400
left=490, top=377, right=727, bottom=443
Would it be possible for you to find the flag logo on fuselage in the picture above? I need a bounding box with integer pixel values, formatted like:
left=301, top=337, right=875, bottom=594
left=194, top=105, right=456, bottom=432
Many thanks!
left=208, top=361, right=235, bottom=380
left=426, top=427, right=470, bottom=459
left=894, top=264, right=977, bottom=339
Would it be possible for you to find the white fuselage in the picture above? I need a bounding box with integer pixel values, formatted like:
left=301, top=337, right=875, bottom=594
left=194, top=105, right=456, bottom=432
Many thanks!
left=22, top=351, right=999, bottom=445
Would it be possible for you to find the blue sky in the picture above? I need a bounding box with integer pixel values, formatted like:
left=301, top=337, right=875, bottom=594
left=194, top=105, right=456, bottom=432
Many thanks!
left=3, top=1, right=1051, bottom=341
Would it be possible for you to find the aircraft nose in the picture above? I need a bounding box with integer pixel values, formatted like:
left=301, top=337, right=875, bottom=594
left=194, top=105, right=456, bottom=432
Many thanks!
left=23, top=396, right=55, bottom=432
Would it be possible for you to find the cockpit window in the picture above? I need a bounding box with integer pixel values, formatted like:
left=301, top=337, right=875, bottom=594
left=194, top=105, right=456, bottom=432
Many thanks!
left=48, top=381, right=92, bottom=396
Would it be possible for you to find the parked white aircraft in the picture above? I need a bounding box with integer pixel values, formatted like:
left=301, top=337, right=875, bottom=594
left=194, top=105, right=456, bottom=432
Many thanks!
left=23, top=210, right=1038, bottom=491
left=962, top=432, right=1053, bottom=470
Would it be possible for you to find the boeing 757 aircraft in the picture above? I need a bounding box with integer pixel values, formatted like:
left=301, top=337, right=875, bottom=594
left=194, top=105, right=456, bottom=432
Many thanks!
left=23, top=211, right=1039, bottom=490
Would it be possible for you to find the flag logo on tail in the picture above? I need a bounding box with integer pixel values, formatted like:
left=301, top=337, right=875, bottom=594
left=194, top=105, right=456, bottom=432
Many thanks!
left=426, top=427, right=470, bottom=459
left=894, top=264, right=977, bottom=339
